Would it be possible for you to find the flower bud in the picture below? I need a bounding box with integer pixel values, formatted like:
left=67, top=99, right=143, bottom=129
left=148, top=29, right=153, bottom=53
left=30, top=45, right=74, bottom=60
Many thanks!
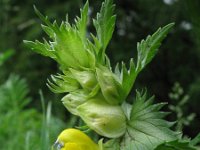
left=77, top=98, right=126, bottom=138
left=70, top=69, right=97, bottom=91
left=96, top=66, right=123, bottom=105
left=54, top=128, right=100, bottom=150
left=62, top=91, right=88, bottom=115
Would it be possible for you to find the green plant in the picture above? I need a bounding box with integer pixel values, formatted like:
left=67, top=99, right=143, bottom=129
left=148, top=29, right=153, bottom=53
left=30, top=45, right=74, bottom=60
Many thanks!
left=168, top=82, right=196, bottom=132
left=0, top=74, right=65, bottom=150
left=0, top=74, right=39, bottom=150
left=25, top=0, right=200, bottom=149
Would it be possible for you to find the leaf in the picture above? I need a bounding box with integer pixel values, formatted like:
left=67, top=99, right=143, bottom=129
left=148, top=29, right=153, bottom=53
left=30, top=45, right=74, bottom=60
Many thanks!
left=103, top=139, right=120, bottom=150
left=190, top=133, right=200, bottom=146
left=114, top=24, right=174, bottom=102
left=136, top=23, right=174, bottom=73
left=69, top=68, right=97, bottom=91
left=0, top=49, right=14, bottom=66
left=47, top=72, right=80, bottom=93
left=25, top=5, right=94, bottom=69
left=155, top=140, right=196, bottom=150
left=0, top=74, right=31, bottom=110
left=120, top=91, right=178, bottom=150
left=52, top=26, right=91, bottom=69
left=75, top=0, right=89, bottom=41
left=96, top=65, right=123, bottom=105
left=62, top=90, right=88, bottom=115
left=33, top=5, right=53, bottom=28
left=41, top=24, right=55, bottom=39
left=117, top=59, right=137, bottom=99
left=93, top=0, right=116, bottom=53
left=23, top=40, right=56, bottom=59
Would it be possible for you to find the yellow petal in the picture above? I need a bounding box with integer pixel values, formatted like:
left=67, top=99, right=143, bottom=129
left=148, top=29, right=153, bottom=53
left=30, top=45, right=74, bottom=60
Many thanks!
left=61, top=143, right=82, bottom=150
left=57, top=128, right=100, bottom=150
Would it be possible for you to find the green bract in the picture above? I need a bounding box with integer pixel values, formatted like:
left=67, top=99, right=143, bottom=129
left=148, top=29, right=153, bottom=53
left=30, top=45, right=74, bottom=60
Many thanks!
left=25, top=0, right=197, bottom=149
left=96, top=65, right=123, bottom=105
left=69, top=69, right=97, bottom=91
left=24, top=4, right=93, bottom=70
left=77, top=98, right=126, bottom=138
left=62, top=91, right=88, bottom=116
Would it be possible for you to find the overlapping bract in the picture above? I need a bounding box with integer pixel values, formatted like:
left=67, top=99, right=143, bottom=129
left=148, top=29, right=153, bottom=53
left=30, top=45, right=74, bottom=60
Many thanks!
left=24, top=3, right=94, bottom=70
left=25, top=0, right=127, bottom=138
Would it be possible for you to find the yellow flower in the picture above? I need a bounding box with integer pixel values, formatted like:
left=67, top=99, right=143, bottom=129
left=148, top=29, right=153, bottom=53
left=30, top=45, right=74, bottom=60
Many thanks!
left=53, top=128, right=100, bottom=150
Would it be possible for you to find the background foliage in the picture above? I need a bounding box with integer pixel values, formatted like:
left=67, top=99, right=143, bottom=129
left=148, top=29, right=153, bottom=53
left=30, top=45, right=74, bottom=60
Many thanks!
left=1, top=0, right=200, bottom=149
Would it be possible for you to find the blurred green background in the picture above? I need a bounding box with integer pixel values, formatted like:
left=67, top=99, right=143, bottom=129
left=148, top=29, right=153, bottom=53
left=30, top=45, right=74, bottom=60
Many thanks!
left=1, top=0, right=200, bottom=149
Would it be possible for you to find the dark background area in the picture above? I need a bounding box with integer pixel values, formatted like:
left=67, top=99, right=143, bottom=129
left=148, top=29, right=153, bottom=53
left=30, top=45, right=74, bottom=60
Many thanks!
left=1, top=0, right=200, bottom=140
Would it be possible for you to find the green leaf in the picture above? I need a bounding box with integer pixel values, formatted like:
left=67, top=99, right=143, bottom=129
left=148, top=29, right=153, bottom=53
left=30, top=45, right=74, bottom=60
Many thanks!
left=69, top=68, right=97, bottom=91
left=26, top=6, right=95, bottom=69
left=120, top=91, right=178, bottom=150
left=115, top=59, right=137, bottom=100
left=155, top=140, right=196, bottom=150
left=33, top=5, right=55, bottom=29
left=62, top=90, right=88, bottom=115
left=75, top=0, right=89, bottom=41
left=23, top=40, right=56, bottom=59
left=93, top=0, right=116, bottom=53
left=136, top=23, right=174, bottom=73
left=114, top=24, right=174, bottom=101
left=53, top=26, right=91, bottom=69
left=41, top=24, right=55, bottom=39
left=103, top=139, right=120, bottom=150
left=96, top=65, right=123, bottom=105
left=0, top=49, right=14, bottom=66
left=0, top=74, right=31, bottom=110
left=191, top=133, right=200, bottom=146
left=47, top=72, right=80, bottom=93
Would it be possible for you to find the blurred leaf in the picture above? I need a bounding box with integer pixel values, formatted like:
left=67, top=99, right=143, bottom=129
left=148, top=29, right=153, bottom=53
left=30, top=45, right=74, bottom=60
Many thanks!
left=0, top=49, right=14, bottom=66
left=0, top=74, right=30, bottom=110
left=191, top=133, right=200, bottom=146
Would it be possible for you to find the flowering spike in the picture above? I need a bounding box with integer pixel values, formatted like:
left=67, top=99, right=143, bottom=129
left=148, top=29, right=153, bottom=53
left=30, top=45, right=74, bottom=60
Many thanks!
left=26, top=1, right=182, bottom=149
